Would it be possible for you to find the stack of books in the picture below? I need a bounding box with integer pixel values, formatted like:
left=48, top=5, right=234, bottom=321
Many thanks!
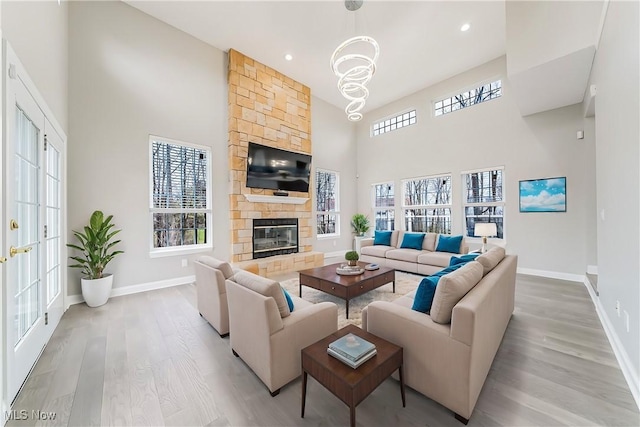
left=327, top=333, right=377, bottom=368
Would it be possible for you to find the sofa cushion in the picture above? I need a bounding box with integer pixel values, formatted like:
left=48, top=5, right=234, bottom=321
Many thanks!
left=231, top=270, right=291, bottom=318
left=476, top=247, right=506, bottom=275
left=412, top=276, right=440, bottom=313
left=449, top=253, right=480, bottom=267
left=400, top=233, right=425, bottom=250
left=283, top=288, right=294, bottom=312
left=430, top=262, right=466, bottom=278
left=430, top=261, right=483, bottom=324
left=389, top=230, right=400, bottom=248
left=361, top=244, right=393, bottom=258
left=373, top=230, right=393, bottom=246
left=435, top=235, right=464, bottom=254
left=197, top=256, right=235, bottom=279
left=386, top=248, right=421, bottom=263
left=417, top=251, right=455, bottom=268
left=422, top=233, right=438, bottom=251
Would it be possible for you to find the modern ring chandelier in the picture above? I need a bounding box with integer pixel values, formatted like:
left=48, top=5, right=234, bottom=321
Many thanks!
left=330, top=1, right=379, bottom=122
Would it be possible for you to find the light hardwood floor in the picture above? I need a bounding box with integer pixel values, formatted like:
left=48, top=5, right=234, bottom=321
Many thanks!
left=8, top=271, right=639, bottom=427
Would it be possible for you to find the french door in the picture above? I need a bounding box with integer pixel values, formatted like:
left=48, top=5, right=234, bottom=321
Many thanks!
left=3, top=43, right=65, bottom=404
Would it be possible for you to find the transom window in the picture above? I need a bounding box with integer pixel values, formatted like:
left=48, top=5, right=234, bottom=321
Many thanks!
left=462, top=168, right=504, bottom=239
left=150, top=136, right=212, bottom=255
left=402, top=174, right=452, bottom=234
left=434, top=80, right=502, bottom=117
left=316, top=169, right=340, bottom=237
left=372, top=182, right=395, bottom=231
left=372, top=110, right=416, bottom=136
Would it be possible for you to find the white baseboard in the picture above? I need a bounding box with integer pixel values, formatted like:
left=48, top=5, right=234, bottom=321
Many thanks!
left=66, top=275, right=195, bottom=308
left=587, top=265, right=598, bottom=275
left=582, top=277, right=640, bottom=410
left=517, top=267, right=584, bottom=283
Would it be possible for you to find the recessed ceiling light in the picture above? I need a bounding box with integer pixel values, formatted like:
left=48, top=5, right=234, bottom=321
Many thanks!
left=284, top=53, right=293, bottom=61
left=460, top=23, right=471, bottom=32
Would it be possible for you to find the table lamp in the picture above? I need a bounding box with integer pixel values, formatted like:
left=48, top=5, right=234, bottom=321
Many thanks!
left=474, top=223, right=497, bottom=253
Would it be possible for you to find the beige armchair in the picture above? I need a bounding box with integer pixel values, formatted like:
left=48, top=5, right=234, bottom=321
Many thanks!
left=226, top=270, right=338, bottom=396
left=194, top=256, right=235, bottom=337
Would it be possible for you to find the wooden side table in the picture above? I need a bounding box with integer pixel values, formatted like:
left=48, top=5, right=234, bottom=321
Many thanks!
left=301, top=325, right=405, bottom=427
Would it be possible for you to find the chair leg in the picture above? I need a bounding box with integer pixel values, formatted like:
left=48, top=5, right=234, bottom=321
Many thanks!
left=455, top=413, right=469, bottom=425
left=232, top=349, right=239, bottom=357
left=199, top=312, right=203, bottom=317
left=270, top=388, right=280, bottom=397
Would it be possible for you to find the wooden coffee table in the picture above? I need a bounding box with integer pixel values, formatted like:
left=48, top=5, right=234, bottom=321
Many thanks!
left=298, top=262, right=395, bottom=319
left=301, top=324, right=405, bottom=427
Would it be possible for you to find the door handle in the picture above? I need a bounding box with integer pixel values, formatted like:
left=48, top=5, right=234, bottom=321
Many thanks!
left=10, top=245, right=32, bottom=257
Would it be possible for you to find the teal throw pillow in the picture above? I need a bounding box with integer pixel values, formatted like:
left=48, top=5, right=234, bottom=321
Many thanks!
left=373, top=230, right=393, bottom=246
left=400, top=233, right=425, bottom=250
left=412, top=276, right=440, bottom=313
left=436, top=235, right=463, bottom=254
left=448, top=253, right=480, bottom=267
left=282, top=288, right=294, bottom=312
left=430, top=262, right=465, bottom=278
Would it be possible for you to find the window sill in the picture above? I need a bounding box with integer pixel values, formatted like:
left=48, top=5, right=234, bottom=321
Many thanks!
left=149, top=244, right=213, bottom=259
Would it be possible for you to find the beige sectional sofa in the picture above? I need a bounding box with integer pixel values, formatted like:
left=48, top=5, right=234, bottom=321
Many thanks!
left=362, top=247, right=517, bottom=424
left=360, top=230, right=470, bottom=275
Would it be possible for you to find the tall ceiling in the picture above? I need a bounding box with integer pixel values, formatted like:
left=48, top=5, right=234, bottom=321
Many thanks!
left=125, top=1, right=507, bottom=116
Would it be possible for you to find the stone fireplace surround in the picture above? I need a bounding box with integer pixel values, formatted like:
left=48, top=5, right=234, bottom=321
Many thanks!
left=228, top=49, right=323, bottom=276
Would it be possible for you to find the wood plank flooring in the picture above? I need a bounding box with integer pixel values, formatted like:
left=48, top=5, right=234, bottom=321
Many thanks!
left=7, top=273, right=639, bottom=426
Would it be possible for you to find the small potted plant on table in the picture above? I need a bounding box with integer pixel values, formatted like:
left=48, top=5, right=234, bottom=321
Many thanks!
left=345, top=250, right=360, bottom=267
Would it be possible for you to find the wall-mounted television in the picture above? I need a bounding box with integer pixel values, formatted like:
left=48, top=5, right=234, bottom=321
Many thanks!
left=246, top=142, right=311, bottom=193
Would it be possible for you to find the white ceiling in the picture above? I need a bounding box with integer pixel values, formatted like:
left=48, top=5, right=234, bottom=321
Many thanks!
left=125, top=1, right=506, bottom=116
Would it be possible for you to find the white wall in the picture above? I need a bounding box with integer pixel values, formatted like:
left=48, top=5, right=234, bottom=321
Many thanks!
left=355, top=56, right=597, bottom=276
left=68, top=1, right=228, bottom=295
left=1, top=0, right=68, bottom=132
left=311, top=96, right=357, bottom=254
left=590, top=0, right=640, bottom=385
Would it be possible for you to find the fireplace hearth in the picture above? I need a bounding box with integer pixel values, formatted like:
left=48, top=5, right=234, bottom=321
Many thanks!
left=253, top=218, right=299, bottom=259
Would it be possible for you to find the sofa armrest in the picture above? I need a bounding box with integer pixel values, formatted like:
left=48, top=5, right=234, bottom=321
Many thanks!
left=361, top=238, right=374, bottom=248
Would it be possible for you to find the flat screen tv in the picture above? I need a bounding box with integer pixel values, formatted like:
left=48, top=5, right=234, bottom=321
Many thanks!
left=246, top=142, right=311, bottom=193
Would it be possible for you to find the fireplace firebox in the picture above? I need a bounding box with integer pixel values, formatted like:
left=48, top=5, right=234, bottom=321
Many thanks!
left=252, top=218, right=299, bottom=259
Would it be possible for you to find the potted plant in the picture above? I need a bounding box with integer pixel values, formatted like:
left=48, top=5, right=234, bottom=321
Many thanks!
left=345, top=250, right=359, bottom=267
left=351, top=213, right=371, bottom=254
left=67, top=210, right=124, bottom=307
left=351, top=213, right=371, bottom=237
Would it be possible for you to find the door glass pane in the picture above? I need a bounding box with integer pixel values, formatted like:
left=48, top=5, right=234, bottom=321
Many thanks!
left=14, top=106, right=41, bottom=345
left=46, top=146, right=62, bottom=303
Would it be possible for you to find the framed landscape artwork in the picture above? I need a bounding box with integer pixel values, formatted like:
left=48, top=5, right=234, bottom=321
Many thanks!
left=519, top=177, right=567, bottom=212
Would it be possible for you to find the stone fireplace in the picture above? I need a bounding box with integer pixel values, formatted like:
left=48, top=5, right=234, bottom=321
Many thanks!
left=253, top=218, right=298, bottom=259
left=227, top=50, right=323, bottom=275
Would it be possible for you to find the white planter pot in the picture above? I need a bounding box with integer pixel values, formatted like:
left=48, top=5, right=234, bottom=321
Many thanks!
left=354, top=235, right=366, bottom=254
left=81, top=274, right=113, bottom=307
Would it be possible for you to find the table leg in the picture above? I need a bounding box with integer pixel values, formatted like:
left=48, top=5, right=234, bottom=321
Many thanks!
left=346, top=300, right=349, bottom=319
left=399, top=365, right=406, bottom=407
left=299, top=281, right=302, bottom=298
left=393, top=279, right=396, bottom=293
left=350, top=405, right=356, bottom=427
left=301, top=371, right=307, bottom=418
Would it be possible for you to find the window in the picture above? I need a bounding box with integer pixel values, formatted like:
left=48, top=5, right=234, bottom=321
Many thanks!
left=150, top=136, right=211, bottom=255
left=372, top=182, right=395, bottom=230
left=434, top=80, right=502, bottom=117
left=372, top=110, right=416, bottom=136
left=462, top=168, right=504, bottom=239
left=403, top=174, right=452, bottom=234
left=316, top=169, right=339, bottom=237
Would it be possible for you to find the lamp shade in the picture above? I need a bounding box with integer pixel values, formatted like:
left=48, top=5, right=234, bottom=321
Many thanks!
left=474, top=222, right=497, bottom=237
